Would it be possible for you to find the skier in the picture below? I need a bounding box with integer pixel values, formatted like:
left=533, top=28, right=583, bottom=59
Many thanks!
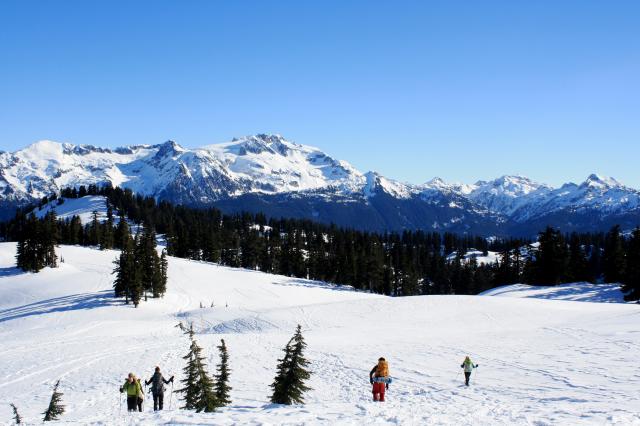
left=460, top=356, right=478, bottom=386
left=120, top=373, right=144, bottom=412
left=145, top=366, right=174, bottom=411
left=369, top=357, right=390, bottom=402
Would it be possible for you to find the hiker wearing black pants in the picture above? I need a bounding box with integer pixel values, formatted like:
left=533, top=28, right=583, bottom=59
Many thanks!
left=120, top=373, right=143, bottom=412
left=145, top=366, right=174, bottom=411
left=460, top=356, right=478, bottom=386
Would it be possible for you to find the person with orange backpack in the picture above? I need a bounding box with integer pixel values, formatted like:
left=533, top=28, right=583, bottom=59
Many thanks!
left=369, top=357, right=391, bottom=402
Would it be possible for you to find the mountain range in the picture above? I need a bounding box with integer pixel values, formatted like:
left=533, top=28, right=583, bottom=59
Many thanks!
left=1, top=134, right=639, bottom=236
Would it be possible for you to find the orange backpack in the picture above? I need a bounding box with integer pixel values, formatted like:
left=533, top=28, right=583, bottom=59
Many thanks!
left=376, top=360, right=389, bottom=377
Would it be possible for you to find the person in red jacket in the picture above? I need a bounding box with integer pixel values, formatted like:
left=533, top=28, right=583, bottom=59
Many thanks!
left=369, top=357, right=390, bottom=402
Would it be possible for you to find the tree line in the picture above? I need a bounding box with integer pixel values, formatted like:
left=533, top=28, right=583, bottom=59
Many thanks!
left=7, top=191, right=167, bottom=307
left=514, top=225, right=640, bottom=302
left=1, top=184, right=638, bottom=302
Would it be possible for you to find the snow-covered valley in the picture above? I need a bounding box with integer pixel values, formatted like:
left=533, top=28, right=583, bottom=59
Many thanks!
left=0, top=243, right=639, bottom=425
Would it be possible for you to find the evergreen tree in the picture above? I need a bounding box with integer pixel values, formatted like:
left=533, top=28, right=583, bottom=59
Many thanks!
left=10, top=403, right=21, bottom=424
left=603, top=225, right=626, bottom=283
left=177, top=338, right=219, bottom=412
left=114, top=213, right=130, bottom=250
left=41, top=211, right=59, bottom=268
left=42, top=380, right=65, bottom=421
left=15, top=213, right=57, bottom=272
left=621, top=228, right=640, bottom=302
left=528, top=227, right=568, bottom=285
left=184, top=322, right=195, bottom=339
left=159, top=249, right=168, bottom=296
left=214, top=339, right=232, bottom=406
left=68, top=215, right=83, bottom=245
left=270, top=325, right=311, bottom=405
left=177, top=340, right=200, bottom=410
left=112, top=233, right=135, bottom=301
left=194, top=355, right=218, bottom=413
left=99, top=205, right=114, bottom=250
left=15, top=238, right=28, bottom=271
left=88, top=210, right=101, bottom=246
left=566, top=233, right=589, bottom=282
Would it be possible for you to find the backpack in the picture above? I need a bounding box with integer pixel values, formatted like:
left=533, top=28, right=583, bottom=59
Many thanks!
left=376, top=360, right=389, bottom=378
left=151, top=372, right=166, bottom=394
left=136, top=379, right=144, bottom=400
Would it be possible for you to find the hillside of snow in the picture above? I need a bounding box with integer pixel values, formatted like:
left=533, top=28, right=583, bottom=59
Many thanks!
left=0, top=243, right=639, bottom=424
left=33, top=196, right=109, bottom=225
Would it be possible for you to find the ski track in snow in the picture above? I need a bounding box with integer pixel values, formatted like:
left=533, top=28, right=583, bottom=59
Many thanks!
left=0, top=243, right=639, bottom=425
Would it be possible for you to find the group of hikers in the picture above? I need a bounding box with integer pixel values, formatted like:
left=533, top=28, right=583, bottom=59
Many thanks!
left=121, top=357, right=476, bottom=411
left=120, top=367, right=174, bottom=412
left=368, top=356, right=478, bottom=402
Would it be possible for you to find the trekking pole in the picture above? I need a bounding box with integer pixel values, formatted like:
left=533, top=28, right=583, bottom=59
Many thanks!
left=169, top=380, right=174, bottom=410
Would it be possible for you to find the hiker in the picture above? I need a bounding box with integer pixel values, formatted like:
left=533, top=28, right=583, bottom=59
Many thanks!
left=460, top=356, right=478, bottom=386
left=120, top=373, right=144, bottom=412
left=145, top=366, right=174, bottom=411
left=136, top=376, right=144, bottom=411
left=369, top=357, right=390, bottom=402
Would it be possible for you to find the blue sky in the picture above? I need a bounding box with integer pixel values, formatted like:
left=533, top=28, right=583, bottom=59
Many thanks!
left=1, top=1, right=639, bottom=188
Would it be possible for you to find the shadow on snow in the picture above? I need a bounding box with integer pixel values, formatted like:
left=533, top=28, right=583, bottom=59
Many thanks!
left=487, top=284, right=624, bottom=303
left=0, top=266, right=26, bottom=278
left=0, top=290, right=119, bottom=323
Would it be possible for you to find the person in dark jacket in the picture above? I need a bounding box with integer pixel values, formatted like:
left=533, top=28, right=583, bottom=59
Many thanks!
left=145, top=366, right=174, bottom=411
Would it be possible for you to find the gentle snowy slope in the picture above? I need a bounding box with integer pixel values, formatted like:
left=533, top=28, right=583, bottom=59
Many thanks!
left=0, top=244, right=639, bottom=425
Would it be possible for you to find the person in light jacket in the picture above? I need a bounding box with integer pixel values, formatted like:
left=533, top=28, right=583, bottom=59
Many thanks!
left=460, top=356, right=478, bottom=386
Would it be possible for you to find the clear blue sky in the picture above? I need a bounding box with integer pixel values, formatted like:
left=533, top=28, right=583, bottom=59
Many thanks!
left=1, top=1, right=639, bottom=188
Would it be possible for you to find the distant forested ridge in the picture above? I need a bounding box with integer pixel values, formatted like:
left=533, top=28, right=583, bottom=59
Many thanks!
left=1, top=184, right=638, bottom=301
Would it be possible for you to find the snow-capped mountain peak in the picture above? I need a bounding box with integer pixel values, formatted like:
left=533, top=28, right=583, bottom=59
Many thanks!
left=473, top=175, right=550, bottom=196
left=363, top=171, right=413, bottom=199
left=581, top=173, right=622, bottom=189
left=1, top=135, right=639, bottom=235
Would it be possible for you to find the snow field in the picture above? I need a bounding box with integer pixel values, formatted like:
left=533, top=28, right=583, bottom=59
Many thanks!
left=0, top=243, right=639, bottom=425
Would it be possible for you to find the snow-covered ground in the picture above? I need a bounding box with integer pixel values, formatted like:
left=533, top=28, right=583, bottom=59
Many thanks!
left=0, top=243, right=639, bottom=425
